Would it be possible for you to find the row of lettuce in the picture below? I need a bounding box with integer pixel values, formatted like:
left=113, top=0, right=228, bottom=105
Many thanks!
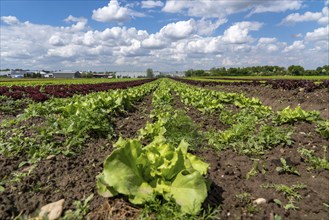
left=0, top=78, right=136, bottom=86
left=177, top=78, right=329, bottom=92
left=97, top=80, right=210, bottom=215
left=0, top=80, right=158, bottom=162
left=0, top=79, right=154, bottom=101
left=171, top=79, right=328, bottom=153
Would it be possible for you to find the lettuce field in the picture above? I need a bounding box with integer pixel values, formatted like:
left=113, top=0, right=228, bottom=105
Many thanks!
left=0, top=78, right=328, bottom=219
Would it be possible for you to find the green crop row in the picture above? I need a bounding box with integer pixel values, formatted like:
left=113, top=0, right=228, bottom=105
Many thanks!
left=97, top=79, right=210, bottom=217
left=0, top=80, right=158, bottom=163
left=0, top=78, right=138, bottom=86
left=169, top=79, right=327, bottom=155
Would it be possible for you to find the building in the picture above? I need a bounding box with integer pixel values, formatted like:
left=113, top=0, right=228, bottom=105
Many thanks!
left=53, top=71, right=81, bottom=78
left=0, top=71, right=11, bottom=77
left=10, top=70, right=27, bottom=78
left=40, top=70, right=53, bottom=78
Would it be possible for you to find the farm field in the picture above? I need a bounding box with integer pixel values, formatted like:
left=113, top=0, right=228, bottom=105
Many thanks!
left=0, top=78, right=329, bottom=219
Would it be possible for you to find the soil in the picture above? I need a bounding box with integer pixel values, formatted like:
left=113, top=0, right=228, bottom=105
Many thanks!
left=204, top=84, right=329, bottom=119
left=171, top=92, right=329, bottom=219
left=0, top=94, right=153, bottom=220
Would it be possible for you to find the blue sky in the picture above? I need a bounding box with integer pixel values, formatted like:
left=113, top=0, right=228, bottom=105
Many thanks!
left=1, top=0, right=328, bottom=71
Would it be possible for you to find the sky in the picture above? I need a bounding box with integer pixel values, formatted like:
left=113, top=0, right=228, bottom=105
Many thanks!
left=0, top=0, right=328, bottom=71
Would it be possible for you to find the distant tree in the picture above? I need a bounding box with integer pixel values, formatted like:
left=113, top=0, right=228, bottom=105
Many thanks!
left=156, top=74, right=167, bottom=78
left=146, top=68, right=154, bottom=78
left=110, top=72, right=116, bottom=78
left=184, top=69, right=205, bottom=77
left=304, top=70, right=317, bottom=75
left=316, top=65, right=329, bottom=75
left=227, top=67, right=238, bottom=76
left=185, top=69, right=193, bottom=77
left=288, top=65, right=305, bottom=75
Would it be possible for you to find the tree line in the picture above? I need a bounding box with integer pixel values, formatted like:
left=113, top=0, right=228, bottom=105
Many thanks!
left=185, top=65, right=329, bottom=77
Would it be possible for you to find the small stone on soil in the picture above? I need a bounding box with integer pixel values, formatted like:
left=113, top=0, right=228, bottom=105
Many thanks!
left=46, top=155, right=56, bottom=160
left=253, top=198, right=267, bottom=205
left=39, top=199, right=64, bottom=220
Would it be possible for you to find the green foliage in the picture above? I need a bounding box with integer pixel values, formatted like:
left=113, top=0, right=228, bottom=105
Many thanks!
left=316, top=120, right=329, bottom=139
left=262, top=183, right=306, bottom=207
left=235, top=192, right=259, bottom=214
left=185, top=69, right=206, bottom=77
left=185, top=65, right=328, bottom=76
left=274, top=106, right=320, bottom=125
left=274, top=199, right=299, bottom=211
left=206, top=123, right=291, bottom=155
left=143, top=81, right=203, bottom=149
left=96, top=137, right=209, bottom=215
left=246, top=159, right=260, bottom=180
left=276, top=158, right=300, bottom=176
left=0, top=81, right=158, bottom=162
left=274, top=214, right=282, bottom=220
left=174, top=81, right=271, bottom=115
left=97, top=79, right=210, bottom=215
left=298, top=146, right=329, bottom=170
left=170, top=79, right=293, bottom=156
left=138, top=198, right=219, bottom=220
left=288, top=65, right=305, bottom=76
left=146, top=68, right=154, bottom=78
left=61, top=194, right=94, bottom=220
left=164, top=110, right=204, bottom=150
left=316, top=65, right=329, bottom=75
left=0, top=165, right=36, bottom=188
left=0, top=96, right=30, bottom=114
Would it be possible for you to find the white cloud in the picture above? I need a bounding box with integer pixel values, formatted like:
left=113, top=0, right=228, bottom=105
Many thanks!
left=48, top=35, right=65, bottom=46
left=92, top=0, right=129, bottom=22
left=283, top=40, right=305, bottom=52
left=257, top=38, right=281, bottom=52
left=318, top=7, right=329, bottom=24
left=312, top=40, right=329, bottom=52
left=222, top=21, right=263, bottom=44
left=258, top=37, right=277, bottom=44
left=141, top=34, right=167, bottom=49
left=158, top=18, right=226, bottom=39
left=160, top=19, right=196, bottom=40
left=162, top=1, right=186, bottom=13
left=185, top=37, right=224, bottom=54
left=195, top=18, right=227, bottom=36
left=248, top=0, right=302, bottom=16
left=162, top=0, right=302, bottom=18
left=305, top=25, right=329, bottom=41
left=64, top=15, right=88, bottom=31
left=141, top=0, right=164, bottom=9
left=281, top=7, right=328, bottom=25
left=92, top=0, right=144, bottom=23
left=47, top=45, right=81, bottom=58
left=1, top=16, right=20, bottom=25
